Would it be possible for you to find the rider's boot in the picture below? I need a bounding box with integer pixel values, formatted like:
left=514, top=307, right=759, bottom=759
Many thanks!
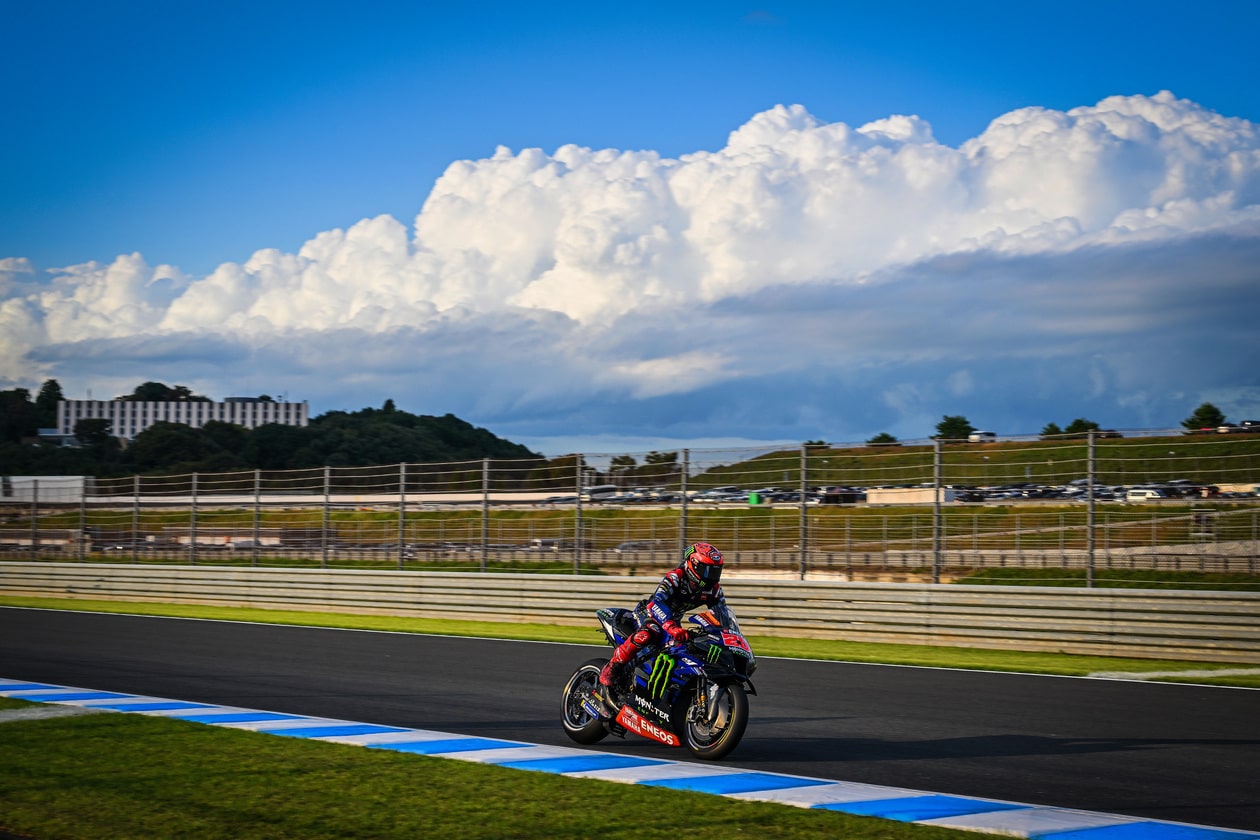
left=596, top=637, right=638, bottom=716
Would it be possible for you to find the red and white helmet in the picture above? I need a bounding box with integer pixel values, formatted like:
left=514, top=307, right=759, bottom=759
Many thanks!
left=682, top=542, right=723, bottom=589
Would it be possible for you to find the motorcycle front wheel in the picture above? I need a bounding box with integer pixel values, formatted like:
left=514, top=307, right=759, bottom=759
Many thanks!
left=679, top=681, right=748, bottom=761
left=560, top=657, right=610, bottom=745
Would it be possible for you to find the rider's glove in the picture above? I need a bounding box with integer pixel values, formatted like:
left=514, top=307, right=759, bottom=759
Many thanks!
left=662, top=621, right=688, bottom=644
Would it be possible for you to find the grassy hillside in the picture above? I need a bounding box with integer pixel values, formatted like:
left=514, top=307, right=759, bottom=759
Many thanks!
left=690, top=434, right=1260, bottom=490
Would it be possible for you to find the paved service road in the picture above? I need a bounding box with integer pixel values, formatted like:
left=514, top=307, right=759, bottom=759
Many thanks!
left=3, top=608, right=1258, bottom=831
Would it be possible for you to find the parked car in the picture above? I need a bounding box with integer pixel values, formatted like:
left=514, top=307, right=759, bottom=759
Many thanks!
left=614, top=540, right=665, bottom=553
left=693, top=486, right=739, bottom=498
left=1126, top=488, right=1165, bottom=502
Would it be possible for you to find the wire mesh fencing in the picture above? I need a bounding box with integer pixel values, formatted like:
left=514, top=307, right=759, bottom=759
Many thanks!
left=2, top=429, right=1258, bottom=584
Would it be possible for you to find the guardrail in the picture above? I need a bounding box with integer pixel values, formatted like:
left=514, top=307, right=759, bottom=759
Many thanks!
left=2, top=563, right=1257, bottom=663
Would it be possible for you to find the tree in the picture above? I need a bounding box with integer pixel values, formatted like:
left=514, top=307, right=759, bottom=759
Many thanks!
left=1182, top=402, right=1226, bottom=432
left=527, top=454, right=587, bottom=491
left=34, top=379, right=64, bottom=428
left=635, top=450, right=680, bottom=483
left=120, top=382, right=209, bottom=402
left=242, top=423, right=314, bottom=470
left=74, top=418, right=115, bottom=448
left=934, top=415, right=975, bottom=441
left=1040, top=422, right=1064, bottom=438
left=867, top=432, right=899, bottom=446
left=169, top=385, right=209, bottom=402
left=122, top=381, right=174, bottom=401
left=610, top=455, right=637, bottom=472
left=200, top=420, right=249, bottom=455
left=0, top=388, right=36, bottom=442
left=126, top=422, right=222, bottom=471
left=1064, top=418, right=1101, bottom=438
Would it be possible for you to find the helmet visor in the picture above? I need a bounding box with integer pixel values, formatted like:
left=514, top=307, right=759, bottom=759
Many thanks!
left=690, top=559, right=721, bottom=588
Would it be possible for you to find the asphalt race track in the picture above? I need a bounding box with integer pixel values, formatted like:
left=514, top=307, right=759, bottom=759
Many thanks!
left=3, top=608, right=1258, bottom=832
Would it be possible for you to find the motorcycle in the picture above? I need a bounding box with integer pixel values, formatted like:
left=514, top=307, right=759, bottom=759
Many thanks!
left=560, top=602, right=757, bottom=760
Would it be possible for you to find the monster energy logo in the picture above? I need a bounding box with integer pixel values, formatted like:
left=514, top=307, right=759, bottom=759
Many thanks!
left=703, top=643, right=722, bottom=664
left=647, top=652, right=676, bottom=699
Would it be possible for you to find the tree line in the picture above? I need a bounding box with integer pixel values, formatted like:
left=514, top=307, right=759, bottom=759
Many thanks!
left=865, top=403, right=1236, bottom=445
left=0, top=378, right=1245, bottom=478
left=0, top=381, right=542, bottom=477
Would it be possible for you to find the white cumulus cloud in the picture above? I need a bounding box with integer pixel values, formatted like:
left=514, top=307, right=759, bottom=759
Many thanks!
left=3, top=91, right=1259, bottom=448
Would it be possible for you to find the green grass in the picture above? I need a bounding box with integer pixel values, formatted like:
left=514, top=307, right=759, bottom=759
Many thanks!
left=701, top=434, right=1260, bottom=489
left=3, top=595, right=1257, bottom=686
left=0, top=700, right=982, bottom=840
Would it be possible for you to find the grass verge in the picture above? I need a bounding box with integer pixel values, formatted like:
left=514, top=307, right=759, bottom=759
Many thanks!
left=0, top=698, right=982, bottom=840
left=3, top=596, right=1256, bottom=839
left=2, top=595, right=1257, bottom=687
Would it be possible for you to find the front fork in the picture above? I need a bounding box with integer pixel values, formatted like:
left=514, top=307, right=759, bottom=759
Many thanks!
left=687, top=678, right=720, bottom=726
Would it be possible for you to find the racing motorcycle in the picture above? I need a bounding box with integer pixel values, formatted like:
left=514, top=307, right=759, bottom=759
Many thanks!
left=561, top=602, right=756, bottom=760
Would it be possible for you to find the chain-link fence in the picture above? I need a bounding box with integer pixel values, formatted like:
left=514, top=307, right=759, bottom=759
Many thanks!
left=2, top=428, right=1258, bottom=583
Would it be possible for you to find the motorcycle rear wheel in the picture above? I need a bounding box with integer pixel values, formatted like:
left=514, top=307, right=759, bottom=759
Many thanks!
left=679, top=681, right=748, bottom=761
left=561, top=658, right=610, bottom=744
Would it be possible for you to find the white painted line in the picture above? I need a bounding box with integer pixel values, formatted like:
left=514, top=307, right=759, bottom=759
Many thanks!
left=325, top=729, right=469, bottom=746
left=565, top=761, right=747, bottom=783
left=920, top=806, right=1139, bottom=834
left=729, top=780, right=936, bottom=807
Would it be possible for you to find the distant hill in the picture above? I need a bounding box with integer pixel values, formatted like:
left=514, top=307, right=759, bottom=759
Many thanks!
left=0, top=391, right=543, bottom=476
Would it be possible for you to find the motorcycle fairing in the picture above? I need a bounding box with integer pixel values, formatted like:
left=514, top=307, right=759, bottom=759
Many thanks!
left=596, top=607, right=636, bottom=646
left=615, top=706, right=680, bottom=747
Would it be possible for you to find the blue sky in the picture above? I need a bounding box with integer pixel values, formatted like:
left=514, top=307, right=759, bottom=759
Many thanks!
left=3, top=1, right=1260, bottom=455
left=9, top=1, right=1258, bottom=276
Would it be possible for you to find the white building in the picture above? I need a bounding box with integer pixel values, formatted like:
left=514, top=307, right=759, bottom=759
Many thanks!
left=56, top=398, right=309, bottom=441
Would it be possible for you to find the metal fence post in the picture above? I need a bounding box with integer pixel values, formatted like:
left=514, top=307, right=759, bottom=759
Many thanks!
left=574, top=457, right=583, bottom=575
left=398, top=463, right=406, bottom=570
left=78, top=480, right=87, bottom=562
left=933, top=437, right=943, bottom=583
left=253, top=469, right=261, bottom=567
left=799, top=444, right=808, bottom=580
left=1086, top=429, right=1096, bottom=587
left=190, top=473, right=198, bottom=566
left=845, top=517, right=852, bottom=578
left=30, top=480, right=38, bottom=562
left=679, top=449, right=689, bottom=551
left=481, top=458, right=490, bottom=573
left=321, top=466, right=330, bottom=569
left=132, top=474, right=141, bottom=564
left=573, top=456, right=584, bottom=573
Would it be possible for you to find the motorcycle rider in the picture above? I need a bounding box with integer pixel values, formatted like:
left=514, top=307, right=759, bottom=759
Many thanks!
left=595, top=541, right=727, bottom=716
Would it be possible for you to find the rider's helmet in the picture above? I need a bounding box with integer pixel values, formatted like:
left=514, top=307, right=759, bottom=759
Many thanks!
left=682, top=542, right=723, bottom=589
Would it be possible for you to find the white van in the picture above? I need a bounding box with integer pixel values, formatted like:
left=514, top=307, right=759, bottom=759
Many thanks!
left=1126, top=488, right=1165, bottom=502
left=968, top=431, right=997, bottom=443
